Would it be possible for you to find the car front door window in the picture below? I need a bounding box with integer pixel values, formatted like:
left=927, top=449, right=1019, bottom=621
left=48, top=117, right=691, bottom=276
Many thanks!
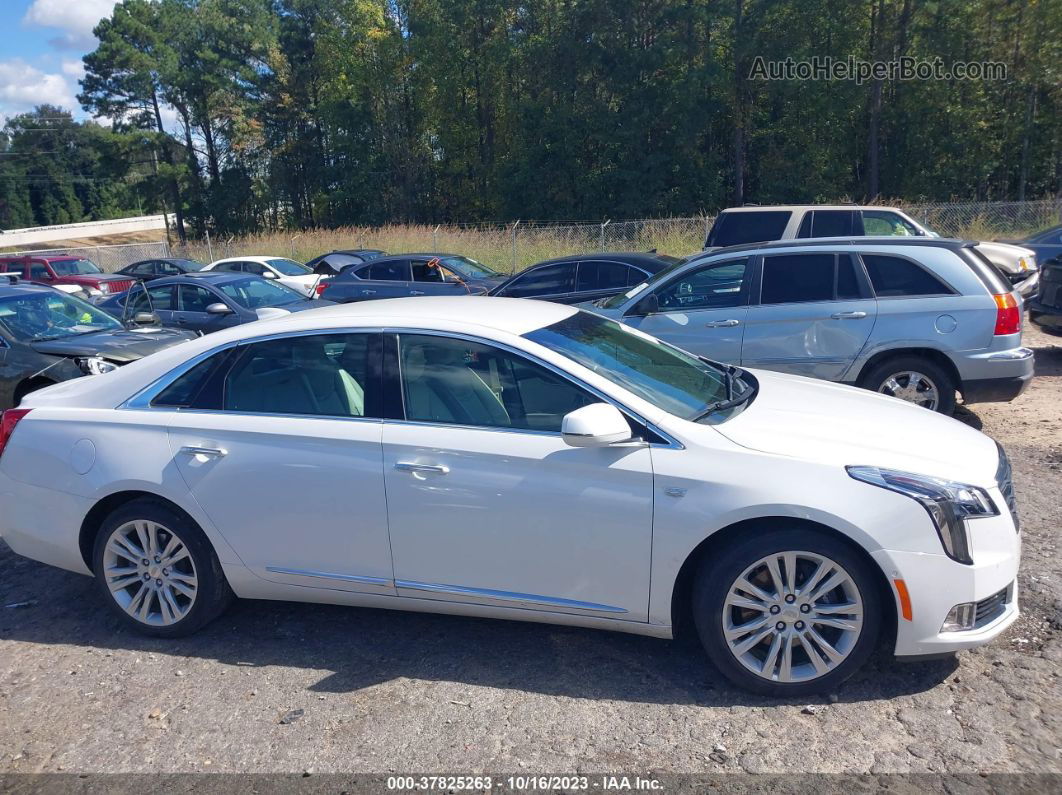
left=861, top=211, right=920, bottom=236
left=657, top=258, right=750, bottom=310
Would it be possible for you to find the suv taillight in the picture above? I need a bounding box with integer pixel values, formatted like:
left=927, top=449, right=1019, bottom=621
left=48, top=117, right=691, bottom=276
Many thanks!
left=0, top=408, right=31, bottom=461
left=993, top=293, right=1021, bottom=336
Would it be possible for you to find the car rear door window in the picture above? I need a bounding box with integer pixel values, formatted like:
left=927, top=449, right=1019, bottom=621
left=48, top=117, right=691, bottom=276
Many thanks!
left=224, top=333, right=377, bottom=418
left=760, top=253, right=840, bottom=304
left=706, top=211, right=791, bottom=247
left=796, top=211, right=857, bottom=238
left=499, top=263, right=576, bottom=297
left=398, top=334, right=593, bottom=432
left=366, top=261, right=412, bottom=281
left=179, top=285, right=218, bottom=312
left=862, top=254, right=952, bottom=296
left=576, top=261, right=635, bottom=292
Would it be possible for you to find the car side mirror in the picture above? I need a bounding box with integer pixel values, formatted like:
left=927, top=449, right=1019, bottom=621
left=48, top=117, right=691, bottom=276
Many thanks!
left=561, top=403, right=635, bottom=447
left=632, top=292, right=659, bottom=315
left=206, top=302, right=233, bottom=315
left=132, top=312, right=160, bottom=325
left=262, top=271, right=277, bottom=279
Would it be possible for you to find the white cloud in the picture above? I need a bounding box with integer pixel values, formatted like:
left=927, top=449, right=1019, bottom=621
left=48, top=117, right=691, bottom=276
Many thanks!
left=61, top=59, right=86, bottom=80
left=0, top=59, right=79, bottom=121
left=23, top=0, right=119, bottom=51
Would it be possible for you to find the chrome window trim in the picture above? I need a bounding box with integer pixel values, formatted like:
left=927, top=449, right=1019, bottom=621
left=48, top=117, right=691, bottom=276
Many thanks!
left=265, top=567, right=392, bottom=588
left=394, top=579, right=629, bottom=614
left=390, top=327, right=683, bottom=449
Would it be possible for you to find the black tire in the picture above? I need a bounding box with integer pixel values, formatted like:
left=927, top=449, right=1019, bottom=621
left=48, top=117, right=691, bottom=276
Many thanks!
left=859, top=354, right=957, bottom=414
left=91, top=497, right=233, bottom=637
left=693, top=527, right=882, bottom=697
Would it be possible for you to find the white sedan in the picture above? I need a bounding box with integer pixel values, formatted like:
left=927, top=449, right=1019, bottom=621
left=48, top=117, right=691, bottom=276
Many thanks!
left=0, top=297, right=1020, bottom=695
left=203, top=255, right=321, bottom=297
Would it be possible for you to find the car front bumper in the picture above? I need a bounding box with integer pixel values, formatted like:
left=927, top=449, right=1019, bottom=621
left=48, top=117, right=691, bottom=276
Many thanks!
left=873, top=504, right=1020, bottom=657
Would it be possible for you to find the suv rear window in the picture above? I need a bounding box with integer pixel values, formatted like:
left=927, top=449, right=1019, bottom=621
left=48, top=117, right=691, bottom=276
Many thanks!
left=706, top=211, right=791, bottom=247
left=862, top=254, right=952, bottom=297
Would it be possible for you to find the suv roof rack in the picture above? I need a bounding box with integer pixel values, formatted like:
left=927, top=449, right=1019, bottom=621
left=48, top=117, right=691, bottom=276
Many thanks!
left=704, top=237, right=977, bottom=256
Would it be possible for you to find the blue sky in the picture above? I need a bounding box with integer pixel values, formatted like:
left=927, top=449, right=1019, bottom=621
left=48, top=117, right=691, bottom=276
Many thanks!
left=0, top=0, right=120, bottom=121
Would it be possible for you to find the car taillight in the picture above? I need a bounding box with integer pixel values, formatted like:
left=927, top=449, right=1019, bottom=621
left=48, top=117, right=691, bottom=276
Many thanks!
left=315, top=282, right=330, bottom=297
left=0, top=408, right=31, bottom=461
left=993, top=293, right=1021, bottom=335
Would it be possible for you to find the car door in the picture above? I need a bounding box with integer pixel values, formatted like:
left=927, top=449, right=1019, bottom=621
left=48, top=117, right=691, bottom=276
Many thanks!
left=382, top=332, right=654, bottom=620
left=343, top=260, right=414, bottom=301
left=174, top=283, right=240, bottom=334
left=165, top=332, right=394, bottom=594
left=624, top=257, right=753, bottom=362
left=740, top=252, right=877, bottom=380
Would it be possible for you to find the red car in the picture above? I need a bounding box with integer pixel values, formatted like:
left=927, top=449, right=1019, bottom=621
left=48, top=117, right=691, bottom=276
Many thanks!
left=0, top=255, right=137, bottom=299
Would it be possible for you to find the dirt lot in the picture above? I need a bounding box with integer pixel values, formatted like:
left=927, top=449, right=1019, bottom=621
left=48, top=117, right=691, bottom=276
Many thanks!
left=0, top=326, right=1060, bottom=777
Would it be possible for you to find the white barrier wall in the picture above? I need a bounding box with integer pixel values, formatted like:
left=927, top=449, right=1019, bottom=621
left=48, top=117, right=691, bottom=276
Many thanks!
left=0, top=215, right=168, bottom=248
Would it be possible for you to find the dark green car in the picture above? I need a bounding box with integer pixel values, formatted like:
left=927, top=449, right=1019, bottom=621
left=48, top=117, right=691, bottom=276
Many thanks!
left=0, top=278, right=197, bottom=409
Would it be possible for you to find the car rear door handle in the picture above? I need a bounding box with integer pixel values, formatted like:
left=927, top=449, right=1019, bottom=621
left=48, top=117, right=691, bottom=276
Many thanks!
left=361, top=289, right=377, bottom=295
left=394, top=462, right=450, bottom=475
left=705, top=319, right=740, bottom=328
left=831, top=311, right=868, bottom=319
left=179, top=446, right=227, bottom=459
left=409, top=290, right=426, bottom=296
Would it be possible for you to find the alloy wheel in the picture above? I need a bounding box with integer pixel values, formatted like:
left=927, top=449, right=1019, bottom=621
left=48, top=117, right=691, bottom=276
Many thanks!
left=721, top=551, right=864, bottom=683
left=877, top=370, right=940, bottom=410
left=101, top=520, right=198, bottom=626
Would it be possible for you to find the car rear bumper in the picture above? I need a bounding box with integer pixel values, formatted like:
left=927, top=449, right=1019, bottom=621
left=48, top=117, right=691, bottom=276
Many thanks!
left=958, top=347, right=1034, bottom=403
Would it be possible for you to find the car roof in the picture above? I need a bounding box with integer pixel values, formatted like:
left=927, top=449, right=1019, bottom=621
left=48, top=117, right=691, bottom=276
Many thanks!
left=0, top=281, right=61, bottom=297
left=702, top=236, right=978, bottom=257
left=145, top=272, right=253, bottom=287
left=327, top=249, right=385, bottom=255
left=209, top=255, right=288, bottom=265
left=716, top=204, right=903, bottom=213
left=529, top=251, right=677, bottom=270
left=0, top=254, right=81, bottom=262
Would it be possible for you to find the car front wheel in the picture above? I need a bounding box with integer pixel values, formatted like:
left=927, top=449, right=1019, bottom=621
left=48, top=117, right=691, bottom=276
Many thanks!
left=694, top=528, right=882, bottom=696
left=92, top=498, right=233, bottom=637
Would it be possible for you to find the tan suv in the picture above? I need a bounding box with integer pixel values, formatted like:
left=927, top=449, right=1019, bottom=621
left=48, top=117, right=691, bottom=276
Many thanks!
left=704, top=205, right=1040, bottom=298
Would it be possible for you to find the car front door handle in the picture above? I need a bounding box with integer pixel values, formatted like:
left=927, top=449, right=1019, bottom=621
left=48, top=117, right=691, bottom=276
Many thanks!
left=362, top=289, right=377, bottom=295
left=705, top=319, right=740, bottom=328
left=409, top=290, right=426, bottom=296
left=394, top=462, right=450, bottom=475
left=179, top=446, right=227, bottom=459
left=831, top=311, right=868, bottom=319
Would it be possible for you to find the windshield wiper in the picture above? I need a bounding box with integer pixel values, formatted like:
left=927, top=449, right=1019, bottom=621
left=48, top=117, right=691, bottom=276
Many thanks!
left=691, top=367, right=755, bottom=421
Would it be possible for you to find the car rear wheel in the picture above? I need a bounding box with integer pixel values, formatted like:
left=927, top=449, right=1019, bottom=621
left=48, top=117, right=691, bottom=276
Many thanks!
left=693, top=528, right=882, bottom=696
left=860, top=355, right=956, bottom=414
left=91, top=498, right=233, bottom=637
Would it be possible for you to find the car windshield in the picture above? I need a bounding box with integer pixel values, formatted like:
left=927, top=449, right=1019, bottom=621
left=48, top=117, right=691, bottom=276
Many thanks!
left=49, top=258, right=102, bottom=276
left=597, top=256, right=690, bottom=309
left=523, top=310, right=734, bottom=420
left=266, top=258, right=311, bottom=276
left=0, top=291, right=123, bottom=342
left=218, top=277, right=303, bottom=308
left=439, top=255, right=501, bottom=278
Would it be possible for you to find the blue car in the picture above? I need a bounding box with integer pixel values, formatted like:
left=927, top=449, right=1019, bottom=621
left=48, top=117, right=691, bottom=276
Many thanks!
left=99, top=272, right=331, bottom=334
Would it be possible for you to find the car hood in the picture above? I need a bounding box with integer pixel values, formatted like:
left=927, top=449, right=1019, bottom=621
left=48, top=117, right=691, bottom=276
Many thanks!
left=711, top=368, right=1000, bottom=486
left=29, top=327, right=197, bottom=362
left=976, top=241, right=1036, bottom=273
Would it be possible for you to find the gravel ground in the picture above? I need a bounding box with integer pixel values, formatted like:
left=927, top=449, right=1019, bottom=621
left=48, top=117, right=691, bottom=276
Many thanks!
left=0, top=326, right=1060, bottom=777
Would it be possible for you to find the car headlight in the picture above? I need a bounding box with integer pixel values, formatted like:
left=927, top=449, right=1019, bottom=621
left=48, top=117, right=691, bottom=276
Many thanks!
left=847, top=466, right=998, bottom=564
left=75, top=356, right=119, bottom=376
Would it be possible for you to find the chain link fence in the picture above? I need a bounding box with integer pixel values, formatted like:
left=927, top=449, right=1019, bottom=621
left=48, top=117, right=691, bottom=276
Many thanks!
left=1, top=242, right=172, bottom=273
left=9, top=199, right=1057, bottom=276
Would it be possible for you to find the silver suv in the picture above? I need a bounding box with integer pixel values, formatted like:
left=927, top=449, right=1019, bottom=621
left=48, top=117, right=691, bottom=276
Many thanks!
left=586, top=238, right=1032, bottom=414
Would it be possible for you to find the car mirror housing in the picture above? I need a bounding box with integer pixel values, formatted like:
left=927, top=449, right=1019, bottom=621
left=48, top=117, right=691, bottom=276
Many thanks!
left=561, top=403, right=634, bottom=447
left=206, top=303, right=234, bottom=315
left=132, top=312, right=160, bottom=325
left=262, top=271, right=277, bottom=279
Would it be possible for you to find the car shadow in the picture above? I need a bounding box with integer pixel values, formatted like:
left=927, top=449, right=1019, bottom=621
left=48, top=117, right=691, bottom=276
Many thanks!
left=0, top=542, right=957, bottom=708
